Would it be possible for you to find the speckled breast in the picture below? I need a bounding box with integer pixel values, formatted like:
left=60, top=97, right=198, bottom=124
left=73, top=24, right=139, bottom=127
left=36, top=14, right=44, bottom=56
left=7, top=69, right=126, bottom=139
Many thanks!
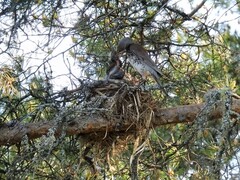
left=127, top=54, right=150, bottom=78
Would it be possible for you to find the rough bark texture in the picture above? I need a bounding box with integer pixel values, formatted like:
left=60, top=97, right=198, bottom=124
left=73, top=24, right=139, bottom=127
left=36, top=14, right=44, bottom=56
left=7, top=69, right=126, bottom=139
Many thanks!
left=0, top=99, right=239, bottom=146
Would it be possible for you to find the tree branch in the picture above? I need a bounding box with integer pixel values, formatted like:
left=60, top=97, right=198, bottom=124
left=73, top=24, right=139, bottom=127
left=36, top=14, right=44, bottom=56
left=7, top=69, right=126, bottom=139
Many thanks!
left=0, top=99, right=240, bottom=146
left=188, top=0, right=207, bottom=17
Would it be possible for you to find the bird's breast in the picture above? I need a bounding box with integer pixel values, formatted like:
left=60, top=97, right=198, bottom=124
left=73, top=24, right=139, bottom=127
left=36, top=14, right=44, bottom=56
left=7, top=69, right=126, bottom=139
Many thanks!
left=128, top=55, right=150, bottom=78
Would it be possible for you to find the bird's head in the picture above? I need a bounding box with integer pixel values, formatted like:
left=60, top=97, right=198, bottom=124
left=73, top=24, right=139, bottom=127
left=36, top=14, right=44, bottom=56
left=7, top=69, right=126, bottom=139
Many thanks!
left=117, top=37, right=133, bottom=53
left=109, top=49, right=122, bottom=67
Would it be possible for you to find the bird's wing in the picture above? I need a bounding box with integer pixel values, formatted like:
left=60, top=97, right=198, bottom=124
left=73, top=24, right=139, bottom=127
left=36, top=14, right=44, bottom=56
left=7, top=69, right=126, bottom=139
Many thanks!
left=129, top=44, right=164, bottom=77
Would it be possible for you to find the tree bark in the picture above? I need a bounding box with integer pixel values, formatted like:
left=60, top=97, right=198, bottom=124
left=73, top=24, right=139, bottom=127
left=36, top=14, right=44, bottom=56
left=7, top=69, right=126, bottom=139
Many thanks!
left=0, top=99, right=239, bottom=146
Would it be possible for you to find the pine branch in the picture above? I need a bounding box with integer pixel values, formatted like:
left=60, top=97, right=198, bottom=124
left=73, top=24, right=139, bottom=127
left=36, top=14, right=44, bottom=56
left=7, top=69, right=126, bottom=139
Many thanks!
left=0, top=99, right=239, bottom=146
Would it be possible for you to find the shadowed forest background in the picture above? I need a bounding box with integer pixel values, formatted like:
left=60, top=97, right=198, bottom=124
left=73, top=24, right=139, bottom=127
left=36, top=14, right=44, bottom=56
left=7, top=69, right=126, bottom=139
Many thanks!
left=0, top=0, right=240, bottom=179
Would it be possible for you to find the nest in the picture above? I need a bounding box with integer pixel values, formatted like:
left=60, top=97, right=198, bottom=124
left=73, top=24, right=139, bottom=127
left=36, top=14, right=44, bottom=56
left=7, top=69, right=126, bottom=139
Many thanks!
left=81, top=80, right=160, bottom=128
left=75, top=80, right=163, bottom=161
left=69, top=80, right=163, bottom=174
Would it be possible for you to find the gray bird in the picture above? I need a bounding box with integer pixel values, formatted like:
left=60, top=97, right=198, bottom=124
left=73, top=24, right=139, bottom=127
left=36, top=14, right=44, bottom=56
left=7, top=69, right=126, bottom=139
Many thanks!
left=106, top=50, right=125, bottom=80
left=117, top=37, right=167, bottom=95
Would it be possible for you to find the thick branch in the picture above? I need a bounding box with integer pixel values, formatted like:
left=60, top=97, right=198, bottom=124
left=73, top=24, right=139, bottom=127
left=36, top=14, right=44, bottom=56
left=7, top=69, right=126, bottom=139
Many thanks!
left=0, top=99, right=240, bottom=146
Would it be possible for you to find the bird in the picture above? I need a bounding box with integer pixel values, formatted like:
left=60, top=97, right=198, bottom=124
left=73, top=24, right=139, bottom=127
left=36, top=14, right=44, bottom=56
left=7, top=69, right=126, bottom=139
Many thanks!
left=106, top=50, right=125, bottom=81
left=117, top=37, right=168, bottom=95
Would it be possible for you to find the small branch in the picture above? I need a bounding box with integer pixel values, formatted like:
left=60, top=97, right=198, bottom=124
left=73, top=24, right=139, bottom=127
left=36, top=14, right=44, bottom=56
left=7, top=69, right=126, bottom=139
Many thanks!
left=188, top=0, right=207, bottom=17
left=165, top=6, right=191, bottom=20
